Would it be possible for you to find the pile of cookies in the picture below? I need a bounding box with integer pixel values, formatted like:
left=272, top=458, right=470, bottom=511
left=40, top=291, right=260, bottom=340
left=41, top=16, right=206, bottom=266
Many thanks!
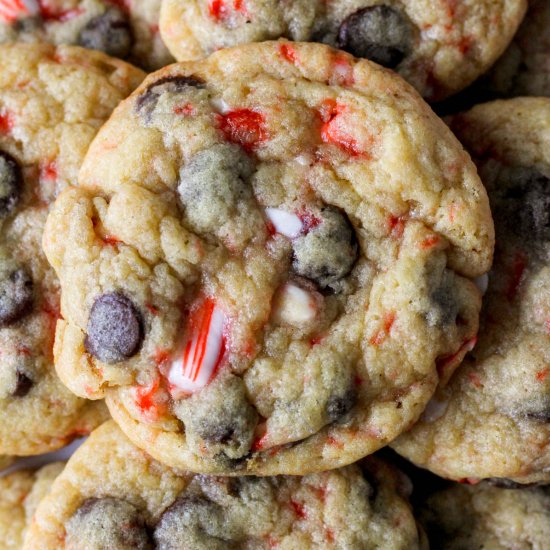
left=0, top=0, right=548, bottom=548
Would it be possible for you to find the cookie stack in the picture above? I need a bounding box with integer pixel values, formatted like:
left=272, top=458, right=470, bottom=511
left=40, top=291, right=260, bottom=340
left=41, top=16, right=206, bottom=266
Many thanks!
left=0, top=1, right=547, bottom=549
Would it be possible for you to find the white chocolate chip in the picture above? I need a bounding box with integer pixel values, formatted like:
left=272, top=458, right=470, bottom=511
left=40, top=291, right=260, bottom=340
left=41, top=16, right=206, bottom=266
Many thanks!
left=210, top=97, right=230, bottom=114
left=272, top=283, right=318, bottom=327
left=265, top=207, right=303, bottom=239
left=474, top=273, right=489, bottom=295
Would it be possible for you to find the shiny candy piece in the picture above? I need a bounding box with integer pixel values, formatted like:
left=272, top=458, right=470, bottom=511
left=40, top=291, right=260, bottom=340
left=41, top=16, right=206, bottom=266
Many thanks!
left=265, top=207, right=303, bottom=239
left=0, top=0, right=38, bottom=23
left=272, top=282, right=318, bottom=327
left=168, top=298, right=225, bottom=394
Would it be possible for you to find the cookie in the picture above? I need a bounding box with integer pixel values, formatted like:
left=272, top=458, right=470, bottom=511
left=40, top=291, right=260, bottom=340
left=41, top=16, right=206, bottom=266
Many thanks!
left=0, top=42, right=144, bottom=455
left=0, top=462, right=63, bottom=549
left=159, top=0, right=527, bottom=102
left=486, top=0, right=550, bottom=97
left=419, top=482, right=550, bottom=549
left=43, top=41, right=494, bottom=475
left=392, top=98, right=550, bottom=484
left=0, top=0, right=174, bottom=70
left=24, top=421, right=426, bottom=549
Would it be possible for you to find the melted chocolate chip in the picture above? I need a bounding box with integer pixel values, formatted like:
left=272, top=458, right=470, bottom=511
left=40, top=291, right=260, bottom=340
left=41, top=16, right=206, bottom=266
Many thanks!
left=154, top=496, right=228, bottom=550
left=428, top=279, right=459, bottom=328
left=135, top=75, right=206, bottom=121
left=502, top=169, right=550, bottom=244
left=0, top=268, right=33, bottom=326
left=84, top=292, right=143, bottom=364
left=0, top=151, right=23, bottom=219
left=292, top=206, right=358, bottom=289
left=12, top=370, right=33, bottom=397
left=174, top=374, right=257, bottom=461
left=525, top=408, right=550, bottom=422
left=65, top=497, right=150, bottom=550
left=326, top=387, right=357, bottom=422
left=337, top=5, right=414, bottom=68
left=78, top=8, right=133, bottom=59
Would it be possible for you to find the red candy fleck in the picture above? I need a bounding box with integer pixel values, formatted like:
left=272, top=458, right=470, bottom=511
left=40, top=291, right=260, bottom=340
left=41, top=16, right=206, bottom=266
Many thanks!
left=536, top=368, right=549, bottom=383
left=456, top=35, right=473, bottom=55
left=153, top=348, right=170, bottom=366
left=506, top=252, right=527, bottom=301
left=105, top=0, right=130, bottom=13
left=174, top=103, right=195, bottom=116
left=297, top=208, right=321, bottom=234
left=218, top=109, right=268, bottom=152
left=208, top=0, right=245, bottom=21
left=40, top=161, right=57, bottom=181
left=146, top=303, right=159, bottom=316
left=369, top=311, right=396, bottom=346
left=290, top=500, right=307, bottom=520
left=387, top=214, right=406, bottom=239
left=279, top=43, right=298, bottom=64
left=319, top=101, right=364, bottom=156
left=102, top=235, right=121, bottom=246
left=325, top=528, right=335, bottom=543
left=331, top=54, right=355, bottom=86
left=0, top=110, right=13, bottom=133
left=327, top=435, right=344, bottom=449
left=419, top=235, right=440, bottom=249
left=436, top=336, right=477, bottom=380
left=134, top=378, right=165, bottom=421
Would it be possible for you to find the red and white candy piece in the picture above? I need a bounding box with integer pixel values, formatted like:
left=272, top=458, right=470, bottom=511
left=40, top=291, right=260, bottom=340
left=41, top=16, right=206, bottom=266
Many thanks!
left=168, top=298, right=226, bottom=394
left=0, top=0, right=38, bottom=23
left=265, top=207, right=303, bottom=239
left=272, top=282, right=318, bottom=327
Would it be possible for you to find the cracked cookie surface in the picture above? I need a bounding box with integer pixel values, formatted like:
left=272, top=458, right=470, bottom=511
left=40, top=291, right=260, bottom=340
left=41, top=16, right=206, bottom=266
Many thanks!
left=0, top=43, right=143, bottom=455
left=393, top=98, right=550, bottom=484
left=159, top=0, right=526, bottom=101
left=44, top=41, right=493, bottom=475
left=0, top=0, right=173, bottom=71
left=24, top=421, right=425, bottom=549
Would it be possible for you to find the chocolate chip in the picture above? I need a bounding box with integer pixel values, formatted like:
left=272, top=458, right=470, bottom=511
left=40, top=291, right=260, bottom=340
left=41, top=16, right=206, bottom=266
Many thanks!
left=502, top=168, right=550, bottom=244
left=174, top=373, right=257, bottom=461
left=12, top=370, right=33, bottom=397
left=337, top=5, right=414, bottom=68
left=428, top=277, right=459, bottom=327
left=135, top=75, right=206, bottom=122
left=84, top=292, right=143, bottom=364
left=525, top=408, right=550, bottom=422
left=0, top=151, right=23, bottom=219
left=178, top=144, right=253, bottom=238
left=78, top=8, right=133, bottom=59
left=65, top=497, right=151, bottom=550
left=326, top=387, right=357, bottom=422
left=292, top=206, right=358, bottom=289
left=484, top=478, right=537, bottom=489
left=154, top=496, right=228, bottom=550
left=0, top=267, right=33, bottom=326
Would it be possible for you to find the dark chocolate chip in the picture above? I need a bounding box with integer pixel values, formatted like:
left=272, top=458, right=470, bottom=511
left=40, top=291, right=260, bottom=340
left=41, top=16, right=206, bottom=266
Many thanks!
left=0, top=268, right=33, bottom=326
left=0, top=151, right=23, bottom=219
left=65, top=497, right=151, bottom=550
left=337, top=5, right=414, bottom=68
left=178, top=144, right=253, bottom=237
left=135, top=75, right=206, bottom=121
left=78, top=8, right=133, bottom=59
left=12, top=370, right=33, bottom=397
left=428, top=279, right=459, bottom=328
left=525, top=408, right=550, bottom=422
left=154, top=496, right=228, bottom=550
left=175, top=373, right=257, bottom=461
left=326, top=387, right=357, bottom=422
left=84, top=292, right=143, bottom=364
left=292, top=206, right=358, bottom=289
left=484, top=478, right=537, bottom=489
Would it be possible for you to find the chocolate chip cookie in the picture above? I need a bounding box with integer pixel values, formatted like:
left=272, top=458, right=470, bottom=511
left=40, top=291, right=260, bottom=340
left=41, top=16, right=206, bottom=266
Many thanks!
left=419, top=482, right=550, bottom=549
left=159, top=0, right=527, bottom=101
left=0, top=462, right=63, bottom=549
left=24, top=421, right=426, bottom=549
left=0, top=0, right=174, bottom=70
left=393, top=97, right=550, bottom=484
left=0, top=42, right=144, bottom=455
left=44, top=41, right=493, bottom=475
